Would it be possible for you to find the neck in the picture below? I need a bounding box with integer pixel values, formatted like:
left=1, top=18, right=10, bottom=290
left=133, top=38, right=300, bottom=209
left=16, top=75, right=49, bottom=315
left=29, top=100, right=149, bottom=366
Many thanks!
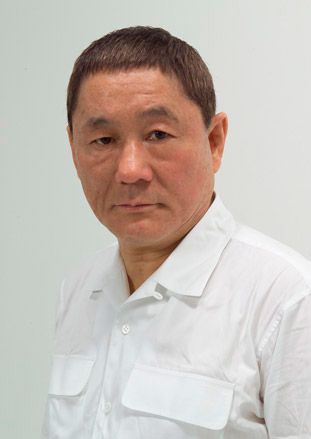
left=119, top=193, right=216, bottom=294
left=119, top=240, right=181, bottom=294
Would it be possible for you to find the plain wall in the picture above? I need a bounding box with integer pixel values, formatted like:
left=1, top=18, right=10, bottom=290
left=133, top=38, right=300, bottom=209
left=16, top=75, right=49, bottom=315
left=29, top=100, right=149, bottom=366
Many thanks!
left=1, top=1, right=311, bottom=437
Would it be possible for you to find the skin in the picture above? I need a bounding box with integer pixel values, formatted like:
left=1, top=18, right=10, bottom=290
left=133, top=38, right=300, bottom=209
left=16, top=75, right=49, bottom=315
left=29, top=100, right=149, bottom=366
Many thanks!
left=68, top=68, right=228, bottom=293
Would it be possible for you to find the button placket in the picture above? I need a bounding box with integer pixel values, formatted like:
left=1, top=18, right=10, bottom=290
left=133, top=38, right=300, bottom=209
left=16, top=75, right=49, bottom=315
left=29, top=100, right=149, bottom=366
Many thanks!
left=96, top=321, right=120, bottom=430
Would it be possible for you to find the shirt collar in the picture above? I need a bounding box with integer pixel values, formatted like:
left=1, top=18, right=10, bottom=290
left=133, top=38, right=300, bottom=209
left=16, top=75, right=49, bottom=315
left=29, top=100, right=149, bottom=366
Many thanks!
left=88, top=244, right=129, bottom=308
left=150, top=193, right=236, bottom=298
left=89, top=193, right=236, bottom=303
left=124, top=193, right=237, bottom=303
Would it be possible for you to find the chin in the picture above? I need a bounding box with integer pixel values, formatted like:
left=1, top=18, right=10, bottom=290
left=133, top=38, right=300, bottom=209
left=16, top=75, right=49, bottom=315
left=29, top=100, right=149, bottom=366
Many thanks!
left=115, top=226, right=166, bottom=248
left=120, top=229, right=162, bottom=244
left=102, top=215, right=161, bottom=238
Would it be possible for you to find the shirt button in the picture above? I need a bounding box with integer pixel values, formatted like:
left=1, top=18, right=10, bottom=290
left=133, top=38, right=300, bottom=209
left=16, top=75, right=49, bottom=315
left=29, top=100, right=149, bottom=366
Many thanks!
left=121, top=323, right=130, bottom=335
left=153, top=292, right=163, bottom=300
left=104, top=401, right=112, bottom=414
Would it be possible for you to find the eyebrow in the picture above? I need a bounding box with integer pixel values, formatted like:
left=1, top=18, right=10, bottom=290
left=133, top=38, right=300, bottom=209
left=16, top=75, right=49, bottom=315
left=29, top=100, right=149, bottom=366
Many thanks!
left=83, top=116, right=110, bottom=130
left=138, top=106, right=179, bottom=123
left=83, top=106, right=179, bottom=130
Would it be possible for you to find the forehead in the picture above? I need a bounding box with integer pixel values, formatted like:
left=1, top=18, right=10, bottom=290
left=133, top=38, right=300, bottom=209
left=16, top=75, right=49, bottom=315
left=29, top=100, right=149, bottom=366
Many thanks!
left=80, top=67, right=185, bottom=95
left=75, top=68, right=188, bottom=115
left=72, top=68, right=205, bottom=133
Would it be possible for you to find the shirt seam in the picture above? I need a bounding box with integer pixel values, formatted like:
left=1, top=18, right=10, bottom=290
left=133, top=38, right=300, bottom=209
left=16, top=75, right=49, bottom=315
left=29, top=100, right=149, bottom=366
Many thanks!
left=256, top=287, right=311, bottom=360
left=232, top=233, right=311, bottom=288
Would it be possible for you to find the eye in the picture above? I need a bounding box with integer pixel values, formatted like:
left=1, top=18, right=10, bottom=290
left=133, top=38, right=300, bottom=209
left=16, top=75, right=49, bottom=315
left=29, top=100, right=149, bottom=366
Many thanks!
left=148, top=130, right=169, bottom=141
left=94, top=137, right=113, bottom=145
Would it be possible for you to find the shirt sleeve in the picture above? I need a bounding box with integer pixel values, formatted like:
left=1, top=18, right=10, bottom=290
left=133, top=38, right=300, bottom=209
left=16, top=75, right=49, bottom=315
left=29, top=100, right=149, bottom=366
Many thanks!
left=260, top=290, right=311, bottom=438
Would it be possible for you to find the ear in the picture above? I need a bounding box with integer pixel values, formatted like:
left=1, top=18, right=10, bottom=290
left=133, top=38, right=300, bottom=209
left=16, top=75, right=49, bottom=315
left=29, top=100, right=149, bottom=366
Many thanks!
left=208, top=112, right=228, bottom=173
left=67, top=125, right=80, bottom=178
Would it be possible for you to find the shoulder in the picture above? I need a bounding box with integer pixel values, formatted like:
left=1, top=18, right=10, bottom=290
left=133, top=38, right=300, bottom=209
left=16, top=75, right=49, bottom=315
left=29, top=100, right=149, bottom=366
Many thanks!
left=217, top=223, right=311, bottom=357
left=230, top=223, right=311, bottom=286
left=220, top=223, right=311, bottom=320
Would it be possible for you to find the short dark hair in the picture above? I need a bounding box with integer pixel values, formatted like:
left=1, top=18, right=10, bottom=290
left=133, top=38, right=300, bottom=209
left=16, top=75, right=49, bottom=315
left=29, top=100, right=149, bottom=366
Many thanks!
left=67, top=26, right=216, bottom=131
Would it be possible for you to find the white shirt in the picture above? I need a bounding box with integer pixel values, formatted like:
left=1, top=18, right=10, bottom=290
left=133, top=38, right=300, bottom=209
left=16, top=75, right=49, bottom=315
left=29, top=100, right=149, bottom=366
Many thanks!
left=42, top=195, right=311, bottom=438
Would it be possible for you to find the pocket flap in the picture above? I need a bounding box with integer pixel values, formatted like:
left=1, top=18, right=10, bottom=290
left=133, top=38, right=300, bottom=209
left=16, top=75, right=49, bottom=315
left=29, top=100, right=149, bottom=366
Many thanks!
left=122, top=364, right=234, bottom=430
left=48, top=355, right=95, bottom=396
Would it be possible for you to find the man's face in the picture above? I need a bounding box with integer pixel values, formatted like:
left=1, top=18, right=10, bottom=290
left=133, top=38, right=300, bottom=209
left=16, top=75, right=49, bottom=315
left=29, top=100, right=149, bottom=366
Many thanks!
left=68, top=68, right=227, bottom=251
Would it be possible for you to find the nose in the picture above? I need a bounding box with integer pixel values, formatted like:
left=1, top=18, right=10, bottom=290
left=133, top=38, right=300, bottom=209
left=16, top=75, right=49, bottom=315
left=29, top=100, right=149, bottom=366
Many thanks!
left=115, top=141, right=153, bottom=184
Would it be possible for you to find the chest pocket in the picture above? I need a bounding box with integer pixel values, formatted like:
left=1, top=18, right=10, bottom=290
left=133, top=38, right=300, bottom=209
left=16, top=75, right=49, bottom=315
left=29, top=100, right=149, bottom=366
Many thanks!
left=42, top=355, right=95, bottom=439
left=121, top=363, right=234, bottom=438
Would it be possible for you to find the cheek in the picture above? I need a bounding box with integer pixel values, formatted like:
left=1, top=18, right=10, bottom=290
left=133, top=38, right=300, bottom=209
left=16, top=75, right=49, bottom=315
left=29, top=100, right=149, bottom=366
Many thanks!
left=77, top=152, right=112, bottom=183
left=77, top=156, right=114, bottom=205
left=163, top=150, right=212, bottom=195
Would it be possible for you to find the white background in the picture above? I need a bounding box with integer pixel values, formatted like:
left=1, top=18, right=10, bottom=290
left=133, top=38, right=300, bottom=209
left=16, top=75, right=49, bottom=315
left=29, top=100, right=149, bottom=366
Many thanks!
left=1, top=1, right=311, bottom=437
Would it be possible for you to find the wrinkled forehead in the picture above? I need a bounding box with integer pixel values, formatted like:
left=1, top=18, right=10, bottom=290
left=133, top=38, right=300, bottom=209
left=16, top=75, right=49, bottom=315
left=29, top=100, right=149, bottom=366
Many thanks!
left=74, top=66, right=187, bottom=111
left=70, top=68, right=208, bottom=141
left=72, top=67, right=192, bottom=124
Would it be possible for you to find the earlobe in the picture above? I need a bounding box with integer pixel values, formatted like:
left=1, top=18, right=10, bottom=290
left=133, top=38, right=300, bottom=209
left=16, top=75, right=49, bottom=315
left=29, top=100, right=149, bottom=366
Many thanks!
left=208, top=112, right=228, bottom=173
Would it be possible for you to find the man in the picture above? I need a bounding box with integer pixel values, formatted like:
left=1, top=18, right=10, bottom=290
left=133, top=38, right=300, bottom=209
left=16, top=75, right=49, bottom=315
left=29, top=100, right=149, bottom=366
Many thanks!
left=42, top=26, right=311, bottom=438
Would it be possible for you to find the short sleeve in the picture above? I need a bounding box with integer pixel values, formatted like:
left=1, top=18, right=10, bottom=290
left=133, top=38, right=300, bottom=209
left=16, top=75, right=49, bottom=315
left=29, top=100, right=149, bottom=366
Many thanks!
left=260, top=291, right=311, bottom=437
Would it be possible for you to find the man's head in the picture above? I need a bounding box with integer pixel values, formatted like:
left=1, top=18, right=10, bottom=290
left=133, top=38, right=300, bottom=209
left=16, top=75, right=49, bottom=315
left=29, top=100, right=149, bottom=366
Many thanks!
left=67, top=26, right=216, bottom=133
left=67, top=26, right=227, bottom=252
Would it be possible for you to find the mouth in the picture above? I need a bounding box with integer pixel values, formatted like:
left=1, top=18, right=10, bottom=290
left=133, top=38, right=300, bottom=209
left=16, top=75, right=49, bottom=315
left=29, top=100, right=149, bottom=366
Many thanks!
left=114, top=203, right=157, bottom=211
